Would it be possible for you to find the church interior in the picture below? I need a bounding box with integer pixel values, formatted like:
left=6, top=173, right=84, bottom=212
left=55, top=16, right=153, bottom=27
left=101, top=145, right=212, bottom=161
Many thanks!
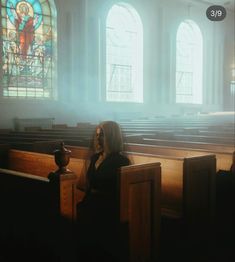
left=0, top=0, right=234, bottom=261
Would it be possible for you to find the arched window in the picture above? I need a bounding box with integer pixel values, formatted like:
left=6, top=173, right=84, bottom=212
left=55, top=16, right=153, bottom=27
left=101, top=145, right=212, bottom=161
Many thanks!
left=106, top=2, right=143, bottom=102
left=1, top=0, right=56, bottom=98
left=176, top=20, right=203, bottom=104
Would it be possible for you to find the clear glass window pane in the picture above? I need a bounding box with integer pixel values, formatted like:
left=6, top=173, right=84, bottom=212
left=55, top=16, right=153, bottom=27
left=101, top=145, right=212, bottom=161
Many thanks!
left=106, top=3, right=143, bottom=103
left=176, top=20, right=203, bottom=104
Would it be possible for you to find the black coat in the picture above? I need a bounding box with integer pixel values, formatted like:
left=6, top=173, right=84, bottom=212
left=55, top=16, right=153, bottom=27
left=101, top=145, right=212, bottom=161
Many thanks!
left=76, top=152, right=130, bottom=248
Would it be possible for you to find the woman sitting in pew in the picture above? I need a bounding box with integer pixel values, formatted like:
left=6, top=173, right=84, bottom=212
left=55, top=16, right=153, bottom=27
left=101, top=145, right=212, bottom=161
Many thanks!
left=76, top=121, right=130, bottom=261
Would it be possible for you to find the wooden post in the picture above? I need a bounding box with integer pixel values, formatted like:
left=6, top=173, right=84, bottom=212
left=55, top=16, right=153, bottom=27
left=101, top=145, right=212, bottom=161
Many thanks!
left=48, top=142, right=77, bottom=220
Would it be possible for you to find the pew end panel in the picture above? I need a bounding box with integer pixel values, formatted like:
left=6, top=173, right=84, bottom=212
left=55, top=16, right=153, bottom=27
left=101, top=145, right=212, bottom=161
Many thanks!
left=119, top=162, right=161, bottom=262
left=48, top=172, right=78, bottom=221
left=0, top=168, right=57, bottom=253
left=59, top=173, right=78, bottom=220
left=183, top=154, right=216, bottom=236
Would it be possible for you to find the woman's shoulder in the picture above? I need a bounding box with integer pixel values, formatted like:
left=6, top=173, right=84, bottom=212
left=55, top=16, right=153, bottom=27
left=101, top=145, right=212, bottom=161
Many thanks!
left=112, top=152, right=130, bottom=166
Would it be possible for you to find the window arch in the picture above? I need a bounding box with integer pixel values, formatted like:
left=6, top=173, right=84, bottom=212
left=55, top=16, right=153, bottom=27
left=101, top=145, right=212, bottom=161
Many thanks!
left=1, top=0, right=57, bottom=98
left=176, top=20, right=203, bottom=104
left=106, top=2, right=143, bottom=102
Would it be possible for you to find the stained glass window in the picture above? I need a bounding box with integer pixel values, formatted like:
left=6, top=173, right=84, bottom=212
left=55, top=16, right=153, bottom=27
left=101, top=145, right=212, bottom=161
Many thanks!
left=1, top=0, right=56, bottom=98
left=106, top=2, right=143, bottom=102
left=176, top=20, right=203, bottom=104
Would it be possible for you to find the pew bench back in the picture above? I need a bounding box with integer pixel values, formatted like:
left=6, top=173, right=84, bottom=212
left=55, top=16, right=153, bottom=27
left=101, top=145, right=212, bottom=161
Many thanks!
left=0, top=167, right=77, bottom=260
left=125, top=143, right=234, bottom=171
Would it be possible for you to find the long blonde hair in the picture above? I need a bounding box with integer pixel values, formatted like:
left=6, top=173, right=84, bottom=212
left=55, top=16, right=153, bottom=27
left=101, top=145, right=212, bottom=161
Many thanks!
left=93, top=121, right=124, bottom=154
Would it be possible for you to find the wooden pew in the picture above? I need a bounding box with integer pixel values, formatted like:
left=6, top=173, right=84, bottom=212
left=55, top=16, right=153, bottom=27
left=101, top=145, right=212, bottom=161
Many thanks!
left=125, top=143, right=234, bottom=172
left=136, top=133, right=233, bottom=145
left=140, top=137, right=234, bottom=151
left=0, top=128, right=12, bottom=133
left=0, top=132, right=89, bottom=140
left=0, top=132, right=91, bottom=147
left=0, top=168, right=54, bottom=260
left=0, top=151, right=78, bottom=220
left=118, top=113, right=234, bottom=127
left=15, top=126, right=234, bottom=144
left=119, top=115, right=235, bottom=140
left=13, top=117, right=55, bottom=131
left=67, top=145, right=216, bottom=234
left=127, top=151, right=216, bottom=226
left=0, top=167, right=77, bottom=261
left=0, top=140, right=63, bottom=154
left=172, top=134, right=233, bottom=144
left=2, top=119, right=234, bottom=148
left=0, top=132, right=217, bottom=226
left=2, top=149, right=161, bottom=262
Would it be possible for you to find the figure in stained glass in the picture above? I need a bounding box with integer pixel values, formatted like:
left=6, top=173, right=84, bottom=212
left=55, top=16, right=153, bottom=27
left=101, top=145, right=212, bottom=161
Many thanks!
left=8, top=1, right=41, bottom=59
left=11, top=2, right=34, bottom=58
